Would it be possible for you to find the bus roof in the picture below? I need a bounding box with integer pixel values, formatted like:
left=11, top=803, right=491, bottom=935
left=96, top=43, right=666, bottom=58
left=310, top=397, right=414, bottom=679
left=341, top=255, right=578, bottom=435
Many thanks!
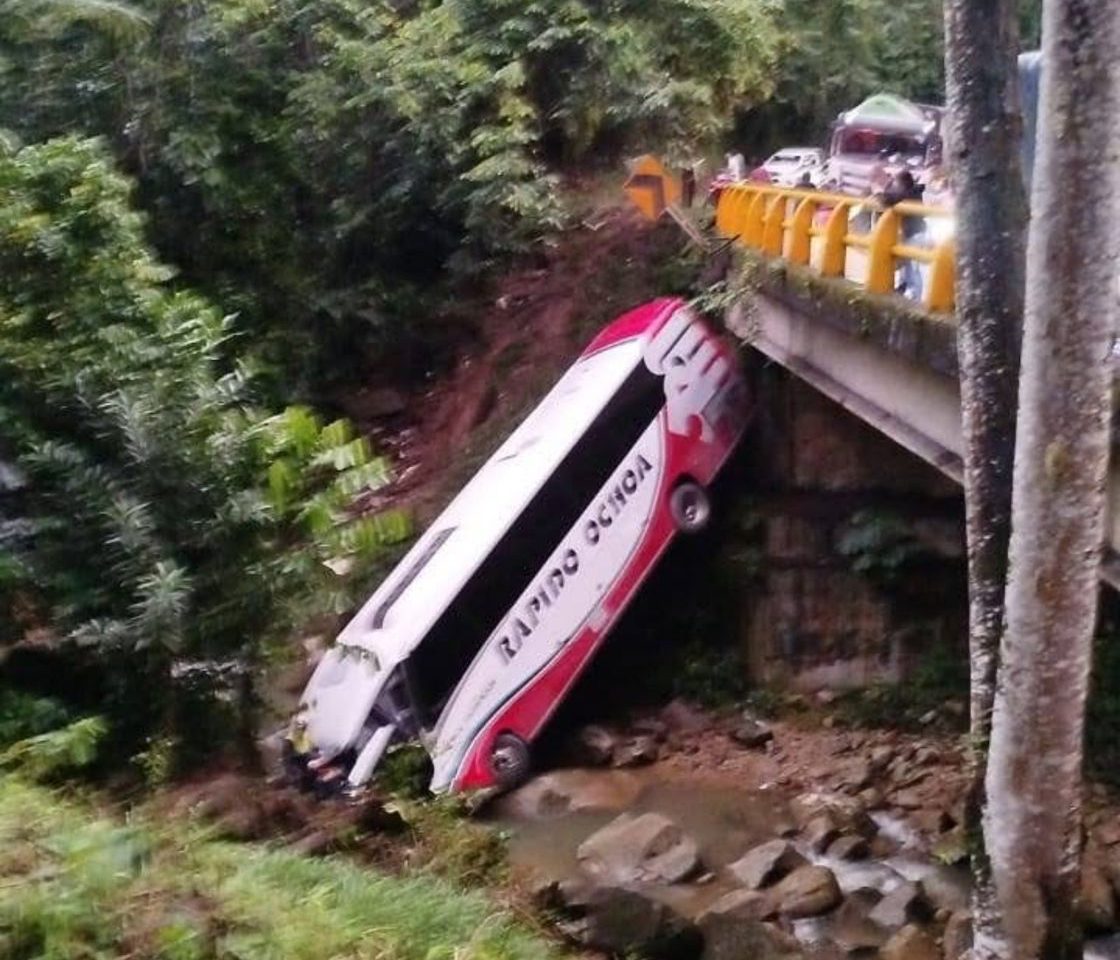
left=336, top=329, right=652, bottom=665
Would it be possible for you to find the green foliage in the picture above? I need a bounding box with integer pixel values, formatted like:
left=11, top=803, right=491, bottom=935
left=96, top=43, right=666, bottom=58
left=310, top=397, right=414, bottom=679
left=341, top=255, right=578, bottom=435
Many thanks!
left=836, top=509, right=932, bottom=584
left=0, top=778, right=554, bottom=960
left=0, top=137, right=409, bottom=764
left=389, top=796, right=512, bottom=888
left=0, top=715, right=107, bottom=778
left=0, top=685, right=71, bottom=747
left=836, top=641, right=968, bottom=730
left=0, top=0, right=791, bottom=385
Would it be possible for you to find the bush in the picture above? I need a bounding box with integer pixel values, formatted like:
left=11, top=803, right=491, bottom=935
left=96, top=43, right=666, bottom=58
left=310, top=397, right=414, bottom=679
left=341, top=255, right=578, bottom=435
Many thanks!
left=0, top=137, right=410, bottom=767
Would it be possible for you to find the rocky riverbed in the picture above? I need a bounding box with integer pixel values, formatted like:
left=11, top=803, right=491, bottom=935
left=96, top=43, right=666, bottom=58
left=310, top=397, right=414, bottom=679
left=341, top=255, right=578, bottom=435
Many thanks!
left=489, top=700, right=1120, bottom=960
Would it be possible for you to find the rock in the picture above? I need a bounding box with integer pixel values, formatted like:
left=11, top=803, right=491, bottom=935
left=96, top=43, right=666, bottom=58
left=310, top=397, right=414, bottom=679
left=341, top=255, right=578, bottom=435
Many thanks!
left=859, top=788, right=886, bottom=811
left=943, top=699, right=967, bottom=719
left=919, top=710, right=940, bottom=726
left=891, top=789, right=925, bottom=810
left=1081, top=853, right=1118, bottom=934
left=1097, top=818, right=1120, bottom=848
left=829, top=896, right=889, bottom=953
left=816, top=690, right=838, bottom=705
left=495, top=769, right=643, bottom=819
left=912, top=746, right=940, bottom=766
left=805, top=813, right=842, bottom=854
left=573, top=725, right=617, bottom=766
left=728, top=840, right=808, bottom=890
left=577, top=813, right=701, bottom=885
left=791, top=791, right=878, bottom=839
left=943, top=911, right=973, bottom=960
left=845, top=760, right=874, bottom=792
left=869, top=746, right=896, bottom=774
left=732, top=717, right=774, bottom=749
left=661, top=699, right=709, bottom=735
left=771, top=866, right=843, bottom=919
left=558, top=884, right=702, bottom=959
left=613, top=735, right=660, bottom=768
left=882, top=924, right=939, bottom=960
left=698, top=888, right=775, bottom=923
left=918, top=867, right=970, bottom=913
left=868, top=881, right=932, bottom=929
left=827, top=834, right=871, bottom=861
left=632, top=716, right=670, bottom=742
left=698, top=898, right=804, bottom=960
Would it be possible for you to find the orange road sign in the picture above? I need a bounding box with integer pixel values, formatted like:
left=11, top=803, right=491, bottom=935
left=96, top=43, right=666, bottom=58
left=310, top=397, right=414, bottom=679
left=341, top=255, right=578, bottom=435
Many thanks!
left=624, top=155, right=682, bottom=221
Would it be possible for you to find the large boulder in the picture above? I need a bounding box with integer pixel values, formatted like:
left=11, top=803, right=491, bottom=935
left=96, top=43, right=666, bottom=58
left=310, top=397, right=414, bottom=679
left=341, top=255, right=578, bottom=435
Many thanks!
left=698, top=895, right=804, bottom=960
left=771, top=866, right=843, bottom=919
left=1081, top=851, right=1119, bottom=934
left=804, top=812, right=841, bottom=854
left=881, top=924, right=939, bottom=960
left=868, top=880, right=933, bottom=929
left=556, top=883, right=702, bottom=959
left=918, top=866, right=970, bottom=914
left=727, top=840, right=808, bottom=890
left=827, top=834, right=871, bottom=861
left=732, top=716, right=774, bottom=749
left=790, top=791, right=878, bottom=839
left=613, top=735, right=660, bottom=768
left=572, top=724, right=618, bottom=766
left=828, top=895, right=889, bottom=954
left=578, top=812, right=701, bottom=885
left=943, top=911, right=973, bottom=960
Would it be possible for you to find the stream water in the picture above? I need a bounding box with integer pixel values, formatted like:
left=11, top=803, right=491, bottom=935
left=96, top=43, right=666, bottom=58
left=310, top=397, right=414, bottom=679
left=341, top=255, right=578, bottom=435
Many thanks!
left=495, top=768, right=1117, bottom=958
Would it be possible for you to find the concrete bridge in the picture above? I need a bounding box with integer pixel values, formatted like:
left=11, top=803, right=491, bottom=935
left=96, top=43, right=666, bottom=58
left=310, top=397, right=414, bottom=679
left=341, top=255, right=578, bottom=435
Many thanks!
left=714, top=182, right=1120, bottom=593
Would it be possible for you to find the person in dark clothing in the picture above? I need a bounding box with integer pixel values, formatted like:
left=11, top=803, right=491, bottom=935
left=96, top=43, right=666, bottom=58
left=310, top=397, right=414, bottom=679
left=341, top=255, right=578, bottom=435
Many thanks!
left=877, top=170, right=927, bottom=299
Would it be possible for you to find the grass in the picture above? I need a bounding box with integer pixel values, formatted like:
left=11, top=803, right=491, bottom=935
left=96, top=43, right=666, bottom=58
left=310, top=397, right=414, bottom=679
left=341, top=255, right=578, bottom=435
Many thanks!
left=0, top=778, right=559, bottom=960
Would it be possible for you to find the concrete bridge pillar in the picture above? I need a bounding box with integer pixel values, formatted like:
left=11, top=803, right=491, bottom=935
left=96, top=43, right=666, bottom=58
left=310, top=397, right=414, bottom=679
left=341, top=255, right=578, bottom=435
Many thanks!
left=736, top=357, right=967, bottom=691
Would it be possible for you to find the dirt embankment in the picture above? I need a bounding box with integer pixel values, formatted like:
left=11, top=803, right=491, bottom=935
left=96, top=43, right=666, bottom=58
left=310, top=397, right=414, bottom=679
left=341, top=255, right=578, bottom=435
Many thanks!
left=338, top=205, right=697, bottom=523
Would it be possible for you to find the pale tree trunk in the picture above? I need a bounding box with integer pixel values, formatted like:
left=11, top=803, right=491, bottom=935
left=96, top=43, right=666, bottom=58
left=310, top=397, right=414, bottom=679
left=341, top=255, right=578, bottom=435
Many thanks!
left=984, top=1, right=1120, bottom=956
left=943, top=2, right=1026, bottom=954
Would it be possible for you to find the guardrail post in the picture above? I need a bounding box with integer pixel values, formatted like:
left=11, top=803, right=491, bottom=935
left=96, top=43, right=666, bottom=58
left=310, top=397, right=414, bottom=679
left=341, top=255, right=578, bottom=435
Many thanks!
left=821, top=202, right=850, bottom=277
left=788, top=196, right=815, bottom=266
left=867, top=208, right=899, bottom=295
left=762, top=194, right=785, bottom=256
left=927, top=237, right=956, bottom=312
left=745, top=190, right=767, bottom=248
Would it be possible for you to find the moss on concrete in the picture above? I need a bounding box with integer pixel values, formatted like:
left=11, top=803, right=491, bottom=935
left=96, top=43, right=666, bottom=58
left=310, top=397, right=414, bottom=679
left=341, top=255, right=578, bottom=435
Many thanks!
left=731, top=250, right=960, bottom=379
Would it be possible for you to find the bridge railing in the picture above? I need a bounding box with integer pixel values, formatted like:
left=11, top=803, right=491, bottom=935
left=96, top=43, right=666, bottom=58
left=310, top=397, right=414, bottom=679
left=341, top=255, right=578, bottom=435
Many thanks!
left=714, top=184, right=956, bottom=314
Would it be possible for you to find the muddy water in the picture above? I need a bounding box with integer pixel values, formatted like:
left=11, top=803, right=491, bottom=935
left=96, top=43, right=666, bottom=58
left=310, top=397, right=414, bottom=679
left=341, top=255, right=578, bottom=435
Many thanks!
left=496, top=769, right=1115, bottom=958
left=497, top=772, right=795, bottom=918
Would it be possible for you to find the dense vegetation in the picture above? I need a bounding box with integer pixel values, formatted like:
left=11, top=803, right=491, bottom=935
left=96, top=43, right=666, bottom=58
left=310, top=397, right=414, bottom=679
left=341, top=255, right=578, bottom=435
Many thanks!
left=0, top=0, right=1041, bottom=771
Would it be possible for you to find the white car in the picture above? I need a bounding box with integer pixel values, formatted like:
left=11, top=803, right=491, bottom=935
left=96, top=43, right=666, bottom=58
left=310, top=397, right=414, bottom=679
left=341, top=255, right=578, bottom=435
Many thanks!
left=761, top=147, right=826, bottom=187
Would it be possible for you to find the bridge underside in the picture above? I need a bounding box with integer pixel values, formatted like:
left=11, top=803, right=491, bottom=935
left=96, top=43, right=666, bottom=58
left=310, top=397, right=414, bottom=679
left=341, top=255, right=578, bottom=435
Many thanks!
left=729, top=292, right=1120, bottom=591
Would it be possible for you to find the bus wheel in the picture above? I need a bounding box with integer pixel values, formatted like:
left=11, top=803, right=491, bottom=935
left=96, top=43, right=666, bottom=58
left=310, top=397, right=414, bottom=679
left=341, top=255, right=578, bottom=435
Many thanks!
left=489, top=733, right=531, bottom=790
left=669, top=481, right=711, bottom=533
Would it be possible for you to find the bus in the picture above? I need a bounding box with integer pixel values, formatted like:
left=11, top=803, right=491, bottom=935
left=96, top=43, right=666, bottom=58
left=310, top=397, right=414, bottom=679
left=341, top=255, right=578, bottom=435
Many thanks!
left=291, top=298, right=749, bottom=795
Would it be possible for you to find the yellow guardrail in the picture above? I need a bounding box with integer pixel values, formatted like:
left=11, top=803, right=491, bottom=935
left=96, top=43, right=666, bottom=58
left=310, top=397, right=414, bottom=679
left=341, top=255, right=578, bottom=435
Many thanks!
left=714, top=183, right=956, bottom=313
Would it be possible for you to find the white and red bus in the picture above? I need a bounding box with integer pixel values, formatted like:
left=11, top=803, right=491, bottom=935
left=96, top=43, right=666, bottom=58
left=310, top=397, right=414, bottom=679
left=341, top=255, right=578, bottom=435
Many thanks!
left=293, top=298, right=748, bottom=794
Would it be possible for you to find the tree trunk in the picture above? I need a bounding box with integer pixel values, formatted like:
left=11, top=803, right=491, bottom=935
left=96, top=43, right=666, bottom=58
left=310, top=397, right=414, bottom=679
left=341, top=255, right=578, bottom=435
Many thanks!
left=942, top=2, right=1026, bottom=954
left=984, top=1, right=1120, bottom=956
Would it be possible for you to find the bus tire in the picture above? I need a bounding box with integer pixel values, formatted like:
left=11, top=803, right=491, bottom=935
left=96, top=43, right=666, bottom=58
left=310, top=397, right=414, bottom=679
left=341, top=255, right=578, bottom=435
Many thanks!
left=669, top=481, right=711, bottom=534
left=489, top=733, right=531, bottom=790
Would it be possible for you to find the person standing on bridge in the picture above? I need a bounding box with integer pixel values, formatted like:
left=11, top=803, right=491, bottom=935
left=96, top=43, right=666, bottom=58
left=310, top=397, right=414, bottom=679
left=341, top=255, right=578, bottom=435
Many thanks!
left=877, top=171, right=926, bottom=301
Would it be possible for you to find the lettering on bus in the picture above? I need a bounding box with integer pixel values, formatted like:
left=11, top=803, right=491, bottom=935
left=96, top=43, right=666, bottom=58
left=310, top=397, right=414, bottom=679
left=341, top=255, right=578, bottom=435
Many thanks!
left=495, top=451, right=654, bottom=664
left=643, top=309, right=731, bottom=442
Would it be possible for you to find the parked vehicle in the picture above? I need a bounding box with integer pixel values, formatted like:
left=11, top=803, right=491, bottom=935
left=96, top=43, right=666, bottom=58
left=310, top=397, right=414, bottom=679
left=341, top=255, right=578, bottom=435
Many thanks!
left=760, top=147, right=826, bottom=187
left=827, top=94, right=943, bottom=196
left=291, top=299, right=749, bottom=795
